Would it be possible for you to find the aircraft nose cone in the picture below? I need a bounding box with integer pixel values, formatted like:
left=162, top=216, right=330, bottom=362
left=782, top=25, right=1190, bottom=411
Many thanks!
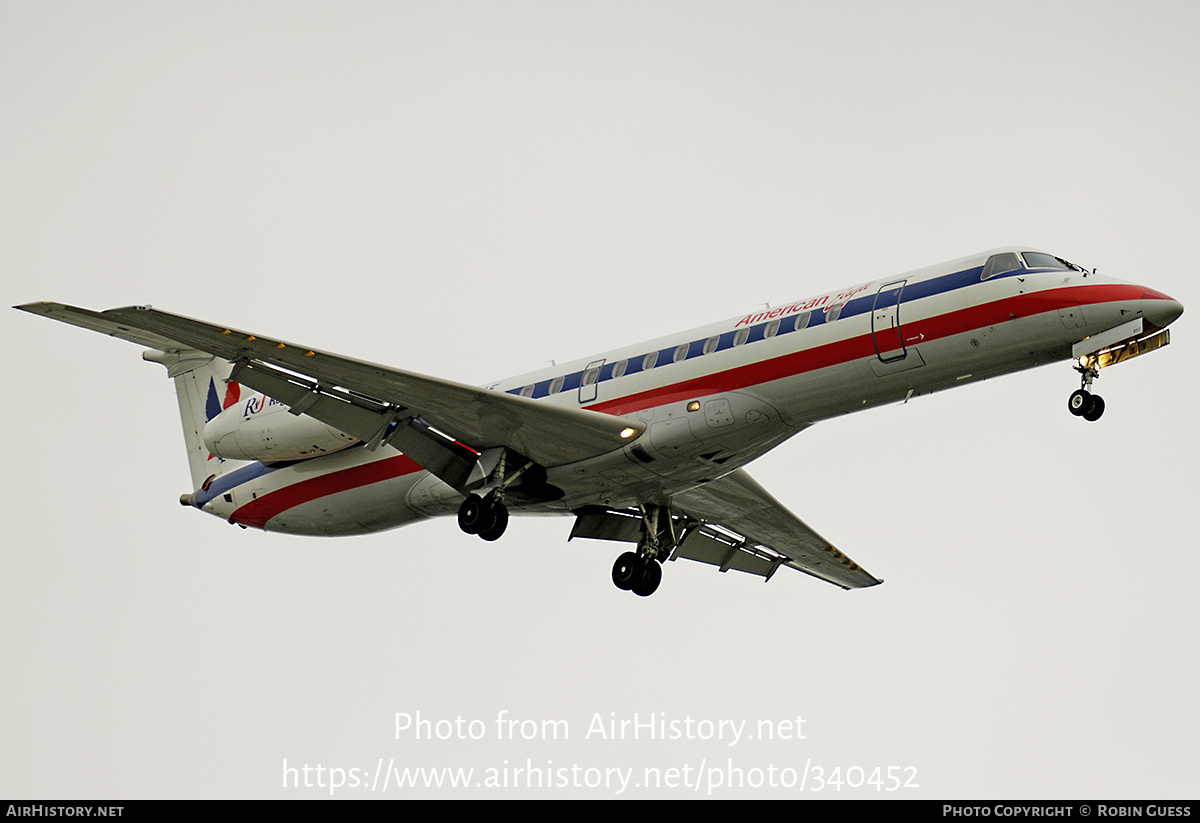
left=1141, top=287, right=1184, bottom=328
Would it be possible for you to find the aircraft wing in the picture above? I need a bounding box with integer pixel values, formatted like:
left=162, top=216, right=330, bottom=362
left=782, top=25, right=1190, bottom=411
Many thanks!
left=670, top=469, right=882, bottom=589
left=14, top=301, right=197, bottom=352
left=15, top=303, right=646, bottom=476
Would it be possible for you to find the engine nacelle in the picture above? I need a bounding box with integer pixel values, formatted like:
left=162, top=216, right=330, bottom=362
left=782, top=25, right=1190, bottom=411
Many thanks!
left=203, top=392, right=359, bottom=461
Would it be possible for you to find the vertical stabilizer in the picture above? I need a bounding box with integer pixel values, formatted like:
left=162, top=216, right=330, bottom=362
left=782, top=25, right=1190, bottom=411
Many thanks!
left=142, top=349, right=251, bottom=490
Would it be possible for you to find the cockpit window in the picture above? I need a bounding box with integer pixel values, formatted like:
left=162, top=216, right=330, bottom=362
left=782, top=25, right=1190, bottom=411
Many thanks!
left=1022, top=252, right=1070, bottom=270
left=981, top=252, right=1023, bottom=280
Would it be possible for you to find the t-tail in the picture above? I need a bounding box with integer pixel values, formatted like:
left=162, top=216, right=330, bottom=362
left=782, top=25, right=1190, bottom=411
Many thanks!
left=142, top=349, right=250, bottom=491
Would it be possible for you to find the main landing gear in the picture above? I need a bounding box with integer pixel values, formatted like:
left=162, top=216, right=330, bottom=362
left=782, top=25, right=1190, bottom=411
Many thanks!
left=609, top=503, right=678, bottom=598
left=457, top=452, right=534, bottom=543
left=612, top=551, right=663, bottom=598
left=1067, top=357, right=1105, bottom=422
left=458, top=493, right=509, bottom=542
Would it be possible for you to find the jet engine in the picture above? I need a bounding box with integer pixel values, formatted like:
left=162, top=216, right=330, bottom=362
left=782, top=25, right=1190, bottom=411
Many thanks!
left=203, top=392, right=359, bottom=461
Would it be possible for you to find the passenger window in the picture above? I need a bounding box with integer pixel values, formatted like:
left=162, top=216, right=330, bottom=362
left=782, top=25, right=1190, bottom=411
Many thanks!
left=981, top=252, right=1023, bottom=280
left=733, top=328, right=749, bottom=346
left=582, top=367, right=599, bottom=387
left=519, top=385, right=533, bottom=398
left=673, top=343, right=689, bottom=363
left=643, top=351, right=658, bottom=370
left=549, top=376, right=564, bottom=395
left=765, top=319, right=780, bottom=338
left=612, top=360, right=628, bottom=378
left=703, top=336, right=719, bottom=354
left=826, top=302, right=843, bottom=322
left=793, top=312, right=811, bottom=331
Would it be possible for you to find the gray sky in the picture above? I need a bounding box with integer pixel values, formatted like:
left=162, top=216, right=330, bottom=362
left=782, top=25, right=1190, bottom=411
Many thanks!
left=2, top=1, right=1196, bottom=798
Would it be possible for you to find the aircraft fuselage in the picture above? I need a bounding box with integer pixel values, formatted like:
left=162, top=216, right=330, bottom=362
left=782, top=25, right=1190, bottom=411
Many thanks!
left=188, top=248, right=1182, bottom=538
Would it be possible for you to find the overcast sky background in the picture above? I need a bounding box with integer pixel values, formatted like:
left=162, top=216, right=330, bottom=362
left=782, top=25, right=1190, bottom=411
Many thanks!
left=2, top=1, right=1196, bottom=799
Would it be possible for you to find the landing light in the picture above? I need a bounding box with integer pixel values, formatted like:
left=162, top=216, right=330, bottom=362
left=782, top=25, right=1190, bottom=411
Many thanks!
left=687, top=401, right=700, bottom=412
left=619, top=427, right=636, bottom=439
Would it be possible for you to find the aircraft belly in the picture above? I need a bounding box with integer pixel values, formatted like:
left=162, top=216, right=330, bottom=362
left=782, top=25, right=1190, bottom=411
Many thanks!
left=768, top=310, right=1082, bottom=425
left=263, top=474, right=430, bottom=535
left=405, top=471, right=462, bottom=518
left=545, top=392, right=800, bottom=510
left=875, top=313, right=1072, bottom=398
left=204, top=445, right=433, bottom=536
left=648, top=417, right=701, bottom=459
left=867, top=348, right=926, bottom=377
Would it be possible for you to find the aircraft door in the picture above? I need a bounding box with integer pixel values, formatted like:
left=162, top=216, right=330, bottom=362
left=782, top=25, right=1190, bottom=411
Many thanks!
left=579, top=359, right=604, bottom=404
left=872, top=279, right=908, bottom=363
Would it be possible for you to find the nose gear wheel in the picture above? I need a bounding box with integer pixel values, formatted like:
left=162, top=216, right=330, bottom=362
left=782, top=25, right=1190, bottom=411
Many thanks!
left=1067, top=359, right=1105, bottom=422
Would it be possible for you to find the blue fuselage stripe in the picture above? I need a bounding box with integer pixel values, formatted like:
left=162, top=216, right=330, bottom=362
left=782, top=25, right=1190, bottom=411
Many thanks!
left=506, top=262, right=1022, bottom=400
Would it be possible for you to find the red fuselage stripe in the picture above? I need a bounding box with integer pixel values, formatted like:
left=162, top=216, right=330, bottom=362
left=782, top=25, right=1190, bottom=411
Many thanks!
left=229, top=454, right=424, bottom=529
left=587, top=284, right=1147, bottom=415
left=231, top=283, right=1148, bottom=527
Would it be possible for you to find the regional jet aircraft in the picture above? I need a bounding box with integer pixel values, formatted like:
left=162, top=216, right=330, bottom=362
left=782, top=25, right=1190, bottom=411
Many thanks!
left=16, top=248, right=1183, bottom=596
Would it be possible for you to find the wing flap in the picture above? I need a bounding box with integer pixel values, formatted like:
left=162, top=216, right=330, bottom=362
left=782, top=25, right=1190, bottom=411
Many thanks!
left=18, top=303, right=646, bottom=471
left=671, top=469, right=881, bottom=589
left=674, top=526, right=786, bottom=579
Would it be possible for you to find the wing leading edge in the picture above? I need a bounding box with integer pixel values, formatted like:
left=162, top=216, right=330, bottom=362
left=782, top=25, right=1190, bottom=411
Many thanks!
left=15, top=302, right=646, bottom=478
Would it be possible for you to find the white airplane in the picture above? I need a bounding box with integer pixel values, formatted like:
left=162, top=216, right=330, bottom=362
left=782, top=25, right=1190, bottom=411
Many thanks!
left=16, top=247, right=1183, bottom=597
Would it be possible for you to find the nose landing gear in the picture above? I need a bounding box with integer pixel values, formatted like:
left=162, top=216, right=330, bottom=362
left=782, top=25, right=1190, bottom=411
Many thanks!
left=1067, top=389, right=1105, bottom=421
left=1068, top=357, right=1105, bottom=422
